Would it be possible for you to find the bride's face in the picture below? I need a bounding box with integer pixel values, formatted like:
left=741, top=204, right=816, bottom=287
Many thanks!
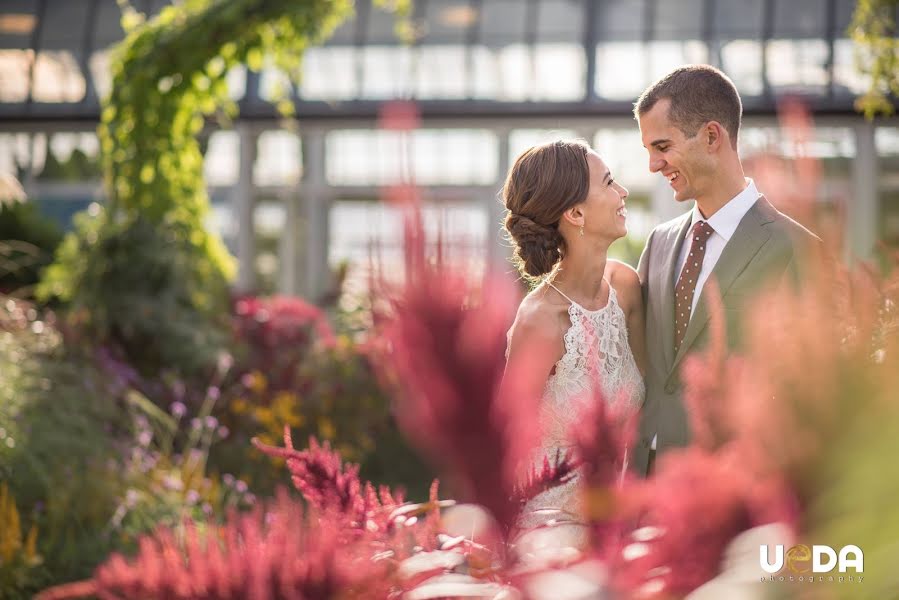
left=580, top=151, right=629, bottom=241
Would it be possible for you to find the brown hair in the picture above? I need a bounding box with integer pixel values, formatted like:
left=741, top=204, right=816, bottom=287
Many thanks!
left=502, top=139, right=591, bottom=279
left=634, top=64, right=742, bottom=148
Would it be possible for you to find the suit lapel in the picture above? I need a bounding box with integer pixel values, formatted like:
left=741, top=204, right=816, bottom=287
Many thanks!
left=659, top=214, right=693, bottom=372
left=668, top=196, right=775, bottom=374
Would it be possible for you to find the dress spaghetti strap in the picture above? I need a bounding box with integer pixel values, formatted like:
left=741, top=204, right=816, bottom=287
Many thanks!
left=545, top=281, right=575, bottom=305
left=545, top=278, right=613, bottom=311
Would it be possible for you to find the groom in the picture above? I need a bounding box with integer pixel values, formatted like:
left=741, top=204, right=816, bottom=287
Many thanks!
left=631, top=65, right=818, bottom=476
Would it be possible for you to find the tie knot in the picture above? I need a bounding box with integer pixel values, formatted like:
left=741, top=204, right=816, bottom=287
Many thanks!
left=691, top=220, right=714, bottom=241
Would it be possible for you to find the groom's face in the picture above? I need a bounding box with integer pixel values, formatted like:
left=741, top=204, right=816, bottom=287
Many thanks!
left=638, top=98, right=710, bottom=203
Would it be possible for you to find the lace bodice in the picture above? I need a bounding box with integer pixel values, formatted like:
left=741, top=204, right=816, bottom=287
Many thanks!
left=539, top=281, right=645, bottom=446
left=508, top=279, right=645, bottom=540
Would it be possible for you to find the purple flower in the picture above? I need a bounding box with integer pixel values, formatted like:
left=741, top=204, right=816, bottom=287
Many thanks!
left=161, top=474, right=183, bottom=491
left=124, top=489, right=140, bottom=508
left=137, top=431, right=152, bottom=447
left=186, top=490, right=200, bottom=505
left=235, top=480, right=248, bottom=494
left=206, top=386, right=221, bottom=401
left=204, top=415, right=218, bottom=430
left=190, top=418, right=201, bottom=430
left=170, top=401, right=187, bottom=418
left=223, top=473, right=235, bottom=487
left=217, top=425, right=230, bottom=439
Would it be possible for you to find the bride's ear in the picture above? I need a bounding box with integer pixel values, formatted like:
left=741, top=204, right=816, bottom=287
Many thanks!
left=561, top=205, right=584, bottom=229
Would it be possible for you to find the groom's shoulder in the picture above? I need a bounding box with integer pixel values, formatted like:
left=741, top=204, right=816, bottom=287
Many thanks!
left=648, top=212, right=691, bottom=242
left=760, top=199, right=822, bottom=247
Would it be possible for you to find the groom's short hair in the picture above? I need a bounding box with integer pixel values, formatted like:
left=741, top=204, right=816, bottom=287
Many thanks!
left=634, top=65, right=742, bottom=148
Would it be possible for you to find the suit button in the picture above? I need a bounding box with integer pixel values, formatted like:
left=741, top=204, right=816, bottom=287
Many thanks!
left=665, top=383, right=676, bottom=394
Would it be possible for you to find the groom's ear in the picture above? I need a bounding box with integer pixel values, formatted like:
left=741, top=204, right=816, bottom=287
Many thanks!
left=705, top=121, right=725, bottom=151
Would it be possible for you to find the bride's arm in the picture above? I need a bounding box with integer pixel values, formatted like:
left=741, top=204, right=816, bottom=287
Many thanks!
left=503, top=302, right=565, bottom=391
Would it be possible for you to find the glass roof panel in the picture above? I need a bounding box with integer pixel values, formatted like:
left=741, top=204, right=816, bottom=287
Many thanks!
left=537, top=0, right=585, bottom=42
left=324, top=13, right=356, bottom=45
left=0, top=0, right=38, bottom=50
left=654, top=0, right=704, bottom=40
left=773, top=0, right=827, bottom=38
left=93, top=0, right=125, bottom=50
left=37, top=1, right=90, bottom=51
left=480, top=0, right=528, bottom=45
left=366, top=4, right=403, bottom=45
left=594, top=0, right=646, bottom=42
left=424, top=0, right=475, bottom=44
left=834, top=0, right=857, bottom=34
left=713, top=0, right=764, bottom=38
left=0, top=0, right=874, bottom=114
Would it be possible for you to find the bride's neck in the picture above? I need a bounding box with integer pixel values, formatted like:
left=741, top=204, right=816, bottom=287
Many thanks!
left=552, top=247, right=609, bottom=303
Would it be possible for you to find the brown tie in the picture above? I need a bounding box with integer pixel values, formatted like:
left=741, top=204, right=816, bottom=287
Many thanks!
left=674, top=221, right=714, bottom=354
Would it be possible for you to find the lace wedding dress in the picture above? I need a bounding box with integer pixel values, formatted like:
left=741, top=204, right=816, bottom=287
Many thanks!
left=513, top=280, right=645, bottom=535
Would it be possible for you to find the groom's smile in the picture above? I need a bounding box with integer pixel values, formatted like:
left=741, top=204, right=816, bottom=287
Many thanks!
left=637, top=98, right=709, bottom=204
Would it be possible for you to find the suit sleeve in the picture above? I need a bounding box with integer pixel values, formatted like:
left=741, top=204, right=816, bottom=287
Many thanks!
left=637, top=229, right=655, bottom=304
left=779, top=227, right=822, bottom=292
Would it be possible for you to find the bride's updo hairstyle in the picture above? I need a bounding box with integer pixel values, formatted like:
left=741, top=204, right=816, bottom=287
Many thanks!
left=502, top=139, right=591, bottom=279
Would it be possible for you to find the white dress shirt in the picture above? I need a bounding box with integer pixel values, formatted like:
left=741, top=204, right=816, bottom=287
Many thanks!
left=675, top=178, right=760, bottom=314
left=652, top=178, right=759, bottom=453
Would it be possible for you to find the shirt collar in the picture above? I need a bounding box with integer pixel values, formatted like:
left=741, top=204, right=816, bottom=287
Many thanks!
left=689, top=178, right=759, bottom=242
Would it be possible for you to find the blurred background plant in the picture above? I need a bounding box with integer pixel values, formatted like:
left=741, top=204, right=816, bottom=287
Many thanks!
left=0, top=483, right=41, bottom=599
left=0, top=177, right=62, bottom=300
left=5, top=0, right=897, bottom=596
left=218, top=294, right=431, bottom=498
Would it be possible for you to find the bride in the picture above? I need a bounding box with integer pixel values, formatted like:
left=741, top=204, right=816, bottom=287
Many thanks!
left=502, top=139, right=646, bottom=534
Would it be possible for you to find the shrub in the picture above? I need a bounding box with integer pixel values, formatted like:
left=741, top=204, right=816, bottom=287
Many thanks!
left=38, top=212, right=228, bottom=375
left=0, top=202, right=62, bottom=298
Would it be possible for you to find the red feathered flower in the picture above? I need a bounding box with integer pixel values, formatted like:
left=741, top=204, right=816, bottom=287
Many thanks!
left=373, top=208, right=544, bottom=535
left=36, top=492, right=394, bottom=600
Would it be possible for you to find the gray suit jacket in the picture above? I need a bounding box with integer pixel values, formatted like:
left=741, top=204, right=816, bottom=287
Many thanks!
left=632, top=195, right=817, bottom=475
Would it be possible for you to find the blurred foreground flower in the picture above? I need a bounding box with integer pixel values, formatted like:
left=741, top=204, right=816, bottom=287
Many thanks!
left=373, top=207, right=545, bottom=536
left=35, top=492, right=394, bottom=600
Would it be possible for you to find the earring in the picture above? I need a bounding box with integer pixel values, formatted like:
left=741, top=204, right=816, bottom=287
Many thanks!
left=579, top=224, right=584, bottom=237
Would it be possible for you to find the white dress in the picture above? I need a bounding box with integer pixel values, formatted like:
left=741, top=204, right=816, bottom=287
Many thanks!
left=513, top=280, right=645, bottom=533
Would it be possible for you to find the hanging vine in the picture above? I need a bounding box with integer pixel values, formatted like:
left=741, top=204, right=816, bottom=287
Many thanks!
left=850, top=0, right=899, bottom=118
left=37, top=0, right=406, bottom=372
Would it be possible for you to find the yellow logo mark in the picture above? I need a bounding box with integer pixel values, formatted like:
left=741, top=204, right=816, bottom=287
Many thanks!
left=786, top=544, right=812, bottom=574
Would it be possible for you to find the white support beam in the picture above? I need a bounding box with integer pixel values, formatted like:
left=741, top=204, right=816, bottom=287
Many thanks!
left=278, top=184, right=301, bottom=296
left=488, top=128, right=512, bottom=275
left=300, top=128, right=330, bottom=302
left=848, top=120, right=878, bottom=261
left=233, top=123, right=257, bottom=294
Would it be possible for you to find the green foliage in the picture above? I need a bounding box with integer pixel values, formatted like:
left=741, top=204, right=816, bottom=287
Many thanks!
left=850, top=0, right=899, bottom=118
left=38, top=0, right=358, bottom=374
left=0, top=484, right=42, bottom=600
left=40, top=210, right=229, bottom=373
left=0, top=202, right=62, bottom=298
left=0, top=298, right=126, bottom=586
left=220, top=332, right=432, bottom=500
left=0, top=298, right=252, bottom=588
left=36, top=149, right=102, bottom=182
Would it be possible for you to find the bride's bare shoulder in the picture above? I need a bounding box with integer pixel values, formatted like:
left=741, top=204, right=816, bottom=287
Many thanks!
left=509, top=285, right=568, bottom=342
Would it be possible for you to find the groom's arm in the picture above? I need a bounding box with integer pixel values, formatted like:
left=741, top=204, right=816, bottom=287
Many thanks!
left=637, top=229, right=655, bottom=303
